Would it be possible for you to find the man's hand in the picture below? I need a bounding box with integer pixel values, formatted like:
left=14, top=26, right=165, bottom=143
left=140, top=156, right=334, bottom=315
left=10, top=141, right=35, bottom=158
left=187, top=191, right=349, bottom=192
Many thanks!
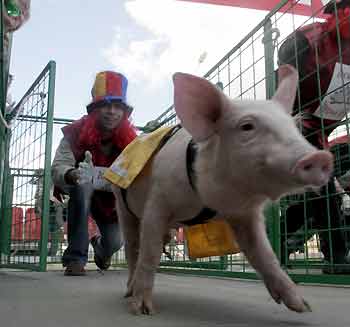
left=78, top=151, right=95, bottom=185
left=64, top=168, right=80, bottom=185
left=64, top=151, right=94, bottom=185
left=64, top=151, right=112, bottom=191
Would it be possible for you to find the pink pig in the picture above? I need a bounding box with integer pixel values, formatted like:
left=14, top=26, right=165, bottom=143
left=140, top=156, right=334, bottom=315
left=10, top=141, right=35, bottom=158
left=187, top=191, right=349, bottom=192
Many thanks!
left=112, top=65, right=333, bottom=315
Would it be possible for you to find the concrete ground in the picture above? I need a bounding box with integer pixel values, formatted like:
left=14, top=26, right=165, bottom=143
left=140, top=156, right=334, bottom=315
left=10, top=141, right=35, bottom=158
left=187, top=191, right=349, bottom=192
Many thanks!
left=0, top=269, right=349, bottom=327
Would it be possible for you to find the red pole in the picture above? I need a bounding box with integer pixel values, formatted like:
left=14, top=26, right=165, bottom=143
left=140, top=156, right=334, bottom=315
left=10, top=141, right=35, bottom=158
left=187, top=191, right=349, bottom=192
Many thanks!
left=176, top=0, right=325, bottom=17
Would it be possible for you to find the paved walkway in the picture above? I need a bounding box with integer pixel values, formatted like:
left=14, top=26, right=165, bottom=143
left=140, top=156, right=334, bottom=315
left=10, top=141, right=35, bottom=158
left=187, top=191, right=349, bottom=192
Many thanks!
left=0, top=269, right=349, bottom=327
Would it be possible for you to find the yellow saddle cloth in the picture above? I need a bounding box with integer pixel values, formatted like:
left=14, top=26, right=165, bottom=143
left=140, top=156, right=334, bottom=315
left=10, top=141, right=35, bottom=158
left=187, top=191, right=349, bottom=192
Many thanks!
left=104, top=126, right=175, bottom=188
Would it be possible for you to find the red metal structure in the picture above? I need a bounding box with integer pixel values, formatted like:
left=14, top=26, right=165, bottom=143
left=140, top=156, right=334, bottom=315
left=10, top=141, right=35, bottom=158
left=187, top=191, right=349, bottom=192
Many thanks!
left=24, top=208, right=41, bottom=241
left=11, top=207, right=23, bottom=241
left=177, top=0, right=326, bottom=16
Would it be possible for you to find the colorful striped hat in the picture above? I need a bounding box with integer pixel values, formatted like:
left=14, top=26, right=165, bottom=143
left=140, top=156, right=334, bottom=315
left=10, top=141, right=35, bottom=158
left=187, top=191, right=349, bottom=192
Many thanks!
left=86, top=71, right=131, bottom=114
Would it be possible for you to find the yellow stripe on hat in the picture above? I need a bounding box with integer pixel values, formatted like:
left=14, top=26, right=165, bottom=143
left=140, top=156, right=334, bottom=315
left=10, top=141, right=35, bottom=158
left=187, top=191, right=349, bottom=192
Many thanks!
left=93, top=72, right=107, bottom=98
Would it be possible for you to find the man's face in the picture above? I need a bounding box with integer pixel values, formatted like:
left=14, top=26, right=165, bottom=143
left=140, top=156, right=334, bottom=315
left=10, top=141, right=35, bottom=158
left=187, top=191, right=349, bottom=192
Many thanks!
left=97, top=103, right=124, bottom=131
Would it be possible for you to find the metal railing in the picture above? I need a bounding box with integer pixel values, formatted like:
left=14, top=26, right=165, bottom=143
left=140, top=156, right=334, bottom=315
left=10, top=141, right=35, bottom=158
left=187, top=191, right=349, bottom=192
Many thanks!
left=0, top=62, right=56, bottom=271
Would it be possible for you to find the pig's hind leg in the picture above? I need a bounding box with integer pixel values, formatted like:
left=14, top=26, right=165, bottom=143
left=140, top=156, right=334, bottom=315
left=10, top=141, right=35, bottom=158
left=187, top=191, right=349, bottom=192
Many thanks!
left=127, top=199, right=170, bottom=315
left=113, top=188, right=140, bottom=297
left=231, top=217, right=312, bottom=313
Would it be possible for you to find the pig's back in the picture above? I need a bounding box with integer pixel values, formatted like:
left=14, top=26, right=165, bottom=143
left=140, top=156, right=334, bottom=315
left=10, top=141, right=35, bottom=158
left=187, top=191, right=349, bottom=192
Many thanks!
left=126, top=127, right=204, bottom=221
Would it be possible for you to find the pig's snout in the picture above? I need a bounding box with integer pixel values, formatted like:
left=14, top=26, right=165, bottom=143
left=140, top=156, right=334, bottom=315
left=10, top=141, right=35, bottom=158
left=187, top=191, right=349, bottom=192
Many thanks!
left=292, top=151, right=333, bottom=187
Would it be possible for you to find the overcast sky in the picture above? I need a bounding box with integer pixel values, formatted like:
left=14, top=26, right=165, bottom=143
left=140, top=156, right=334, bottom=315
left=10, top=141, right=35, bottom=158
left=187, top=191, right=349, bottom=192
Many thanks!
left=9, top=0, right=324, bottom=153
left=9, top=1, right=269, bottom=125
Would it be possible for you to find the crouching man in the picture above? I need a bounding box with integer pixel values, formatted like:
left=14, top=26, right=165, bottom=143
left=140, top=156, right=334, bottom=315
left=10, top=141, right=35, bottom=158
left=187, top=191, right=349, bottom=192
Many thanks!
left=51, top=71, right=137, bottom=276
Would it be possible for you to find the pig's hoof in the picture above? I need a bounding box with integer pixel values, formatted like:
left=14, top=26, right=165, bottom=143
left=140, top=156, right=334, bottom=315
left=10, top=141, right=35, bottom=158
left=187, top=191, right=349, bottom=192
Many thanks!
left=280, top=292, right=312, bottom=313
left=124, top=290, right=132, bottom=298
left=283, top=297, right=312, bottom=313
left=302, top=299, right=312, bottom=312
left=125, top=279, right=136, bottom=298
left=128, top=295, right=156, bottom=315
left=298, top=299, right=312, bottom=312
left=265, top=276, right=312, bottom=313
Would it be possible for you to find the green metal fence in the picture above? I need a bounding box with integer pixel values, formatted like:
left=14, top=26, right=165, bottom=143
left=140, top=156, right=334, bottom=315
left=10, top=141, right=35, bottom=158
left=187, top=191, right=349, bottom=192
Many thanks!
left=0, top=61, right=56, bottom=271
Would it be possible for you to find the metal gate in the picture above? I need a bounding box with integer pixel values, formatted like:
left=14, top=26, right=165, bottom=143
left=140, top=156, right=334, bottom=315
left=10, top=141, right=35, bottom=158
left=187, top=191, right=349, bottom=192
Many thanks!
left=0, top=61, right=56, bottom=271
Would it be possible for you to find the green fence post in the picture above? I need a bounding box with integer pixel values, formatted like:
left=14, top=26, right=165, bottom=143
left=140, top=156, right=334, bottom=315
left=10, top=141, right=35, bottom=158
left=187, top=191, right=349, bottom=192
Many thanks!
left=0, top=126, right=11, bottom=256
left=219, top=255, right=228, bottom=270
left=263, top=18, right=276, bottom=101
left=1, top=0, right=13, bottom=247
left=262, top=18, right=281, bottom=258
left=39, top=61, right=56, bottom=272
left=264, top=202, right=281, bottom=260
left=0, top=171, right=13, bottom=256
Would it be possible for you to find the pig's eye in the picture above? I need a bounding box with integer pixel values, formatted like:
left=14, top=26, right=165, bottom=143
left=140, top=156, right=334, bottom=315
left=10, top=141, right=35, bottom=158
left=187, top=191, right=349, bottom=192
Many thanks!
left=239, top=122, right=255, bottom=132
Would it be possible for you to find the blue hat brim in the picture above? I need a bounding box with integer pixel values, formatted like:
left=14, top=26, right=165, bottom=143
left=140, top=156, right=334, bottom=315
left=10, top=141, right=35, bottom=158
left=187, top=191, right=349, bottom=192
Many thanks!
left=86, top=97, right=132, bottom=115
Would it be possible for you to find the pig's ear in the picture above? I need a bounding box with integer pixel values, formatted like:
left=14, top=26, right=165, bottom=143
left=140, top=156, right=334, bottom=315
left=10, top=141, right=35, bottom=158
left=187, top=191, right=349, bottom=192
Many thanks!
left=173, top=73, right=223, bottom=142
left=273, top=65, right=299, bottom=114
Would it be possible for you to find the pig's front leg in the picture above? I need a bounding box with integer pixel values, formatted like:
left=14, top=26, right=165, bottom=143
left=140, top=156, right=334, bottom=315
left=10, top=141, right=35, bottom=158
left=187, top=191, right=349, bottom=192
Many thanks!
left=128, top=206, right=169, bottom=315
left=232, top=216, right=311, bottom=313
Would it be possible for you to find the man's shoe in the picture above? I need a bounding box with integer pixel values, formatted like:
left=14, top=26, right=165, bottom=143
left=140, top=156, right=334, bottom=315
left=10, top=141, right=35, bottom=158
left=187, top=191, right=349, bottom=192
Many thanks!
left=64, top=262, right=86, bottom=276
left=90, top=235, right=112, bottom=270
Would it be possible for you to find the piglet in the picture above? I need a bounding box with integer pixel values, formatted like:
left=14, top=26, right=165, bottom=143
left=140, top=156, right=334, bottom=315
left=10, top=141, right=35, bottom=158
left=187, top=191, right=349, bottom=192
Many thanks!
left=112, top=65, right=333, bottom=315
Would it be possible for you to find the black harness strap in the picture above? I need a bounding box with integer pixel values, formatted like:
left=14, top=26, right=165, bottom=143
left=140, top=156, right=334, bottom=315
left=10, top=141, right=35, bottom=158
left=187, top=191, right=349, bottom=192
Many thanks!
left=183, top=140, right=217, bottom=226
left=186, top=139, right=197, bottom=190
